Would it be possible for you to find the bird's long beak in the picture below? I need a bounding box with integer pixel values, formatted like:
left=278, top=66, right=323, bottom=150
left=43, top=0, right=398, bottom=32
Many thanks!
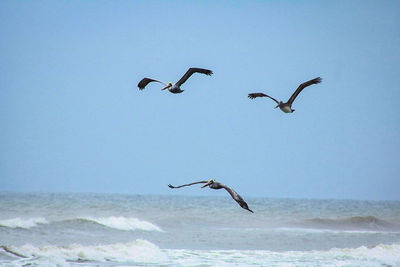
left=274, top=105, right=279, bottom=109
left=201, top=181, right=212, bottom=188
left=161, top=84, right=171, bottom=90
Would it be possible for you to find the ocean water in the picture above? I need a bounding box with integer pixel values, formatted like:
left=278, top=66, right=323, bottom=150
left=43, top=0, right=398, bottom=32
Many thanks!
left=0, top=192, right=399, bottom=266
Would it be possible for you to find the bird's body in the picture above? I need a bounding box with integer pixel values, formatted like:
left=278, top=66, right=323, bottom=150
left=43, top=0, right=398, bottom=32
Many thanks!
left=278, top=103, right=293, bottom=113
left=168, top=179, right=253, bottom=213
left=138, top=68, right=213, bottom=94
left=168, top=85, right=184, bottom=94
left=248, top=77, right=322, bottom=113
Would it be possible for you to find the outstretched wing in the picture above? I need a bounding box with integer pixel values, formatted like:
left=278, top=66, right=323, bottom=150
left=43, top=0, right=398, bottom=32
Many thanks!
left=248, top=93, right=280, bottom=104
left=175, top=68, right=213, bottom=87
left=137, top=78, right=167, bottom=90
left=287, top=77, right=322, bottom=105
left=168, top=180, right=209, bottom=189
left=219, top=183, right=253, bottom=213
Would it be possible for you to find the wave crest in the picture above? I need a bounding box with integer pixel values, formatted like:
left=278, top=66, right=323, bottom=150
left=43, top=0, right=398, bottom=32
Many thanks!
left=79, top=216, right=163, bottom=232
left=0, top=217, right=48, bottom=229
left=2, top=242, right=399, bottom=266
left=2, top=239, right=166, bottom=264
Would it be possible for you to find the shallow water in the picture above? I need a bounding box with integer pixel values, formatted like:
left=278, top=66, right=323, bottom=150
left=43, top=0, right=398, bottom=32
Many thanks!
left=1, top=192, right=399, bottom=266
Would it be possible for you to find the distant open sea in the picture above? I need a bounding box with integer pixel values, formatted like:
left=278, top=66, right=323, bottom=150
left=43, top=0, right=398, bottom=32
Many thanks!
left=0, top=192, right=399, bottom=266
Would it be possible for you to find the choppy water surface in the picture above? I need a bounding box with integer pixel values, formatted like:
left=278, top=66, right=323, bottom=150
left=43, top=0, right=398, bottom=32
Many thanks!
left=0, top=192, right=399, bottom=266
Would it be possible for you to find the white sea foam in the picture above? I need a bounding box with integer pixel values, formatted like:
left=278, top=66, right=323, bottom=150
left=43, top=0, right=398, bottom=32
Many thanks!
left=0, top=217, right=48, bottom=229
left=164, top=244, right=400, bottom=267
left=80, top=216, right=163, bottom=232
left=2, top=239, right=166, bottom=266
left=2, top=242, right=399, bottom=266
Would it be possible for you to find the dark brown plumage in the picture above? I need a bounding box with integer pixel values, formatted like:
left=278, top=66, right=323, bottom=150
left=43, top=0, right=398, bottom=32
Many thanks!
left=248, top=77, right=322, bottom=113
left=168, top=179, right=253, bottom=213
left=138, top=68, right=213, bottom=94
left=137, top=78, right=166, bottom=90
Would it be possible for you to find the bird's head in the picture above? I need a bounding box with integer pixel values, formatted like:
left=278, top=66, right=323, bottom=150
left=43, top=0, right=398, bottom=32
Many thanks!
left=162, top=82, right=173, bottom=90
left=275, top=101, right=283, bottom=109
left=201, top=179, right=215, bottom=188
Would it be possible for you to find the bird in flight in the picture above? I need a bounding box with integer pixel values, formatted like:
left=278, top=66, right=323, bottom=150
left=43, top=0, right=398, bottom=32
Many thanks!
left=138, top=68, right=213, bottom=94
left=248, top=77, right=322, bottom=113
left=168, top=179, right=253, bottom=213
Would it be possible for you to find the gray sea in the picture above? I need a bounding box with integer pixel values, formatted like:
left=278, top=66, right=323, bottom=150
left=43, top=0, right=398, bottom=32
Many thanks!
left=0, top=192, right=399, bottom=266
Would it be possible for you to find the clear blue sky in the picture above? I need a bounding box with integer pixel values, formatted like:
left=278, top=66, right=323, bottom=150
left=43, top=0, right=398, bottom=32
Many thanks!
left=1, top=1, right=399, bottom=200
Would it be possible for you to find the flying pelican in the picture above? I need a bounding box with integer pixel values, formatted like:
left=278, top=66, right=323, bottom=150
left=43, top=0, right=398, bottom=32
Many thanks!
left=168, top=179, right=253, bottom=213
left=138, top=68, right=213, bottom=94
left=248, top=77, right=322, bottom=113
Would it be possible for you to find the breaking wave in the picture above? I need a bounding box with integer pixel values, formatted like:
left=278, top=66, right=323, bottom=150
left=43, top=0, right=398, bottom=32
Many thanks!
left=0, top=216, right=162, bottom=233
left=77, top=216, right=163, bottom=232
left=2, top=243, right=399, bottom=266
left=0, top=217, right=48, bottom=229
left=1, top=239, right=166, bottom=265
